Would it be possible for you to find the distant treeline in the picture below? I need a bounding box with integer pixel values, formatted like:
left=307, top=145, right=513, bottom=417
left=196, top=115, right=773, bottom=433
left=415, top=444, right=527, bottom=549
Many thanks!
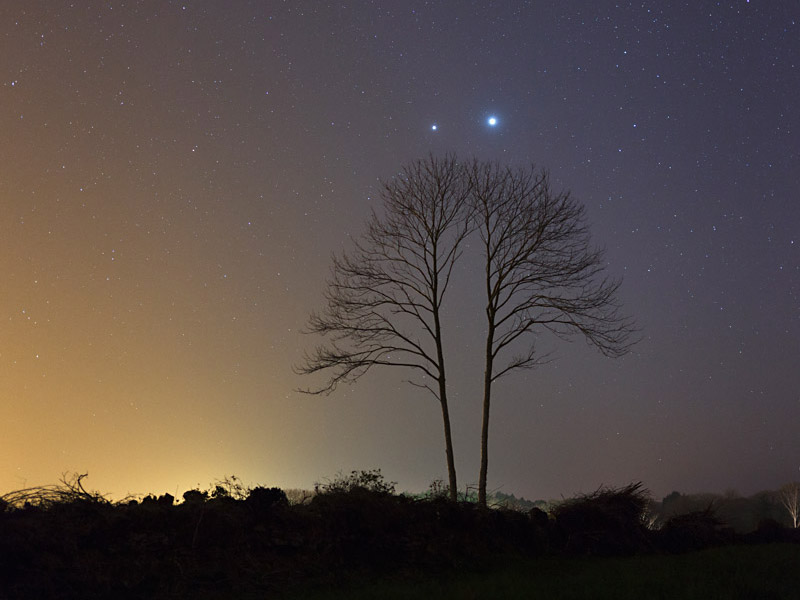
left=654, top=488, right=791, bottom=532
left=489, top=487, right=795, bottom=534
left=411, top=484, right=797, bottom=534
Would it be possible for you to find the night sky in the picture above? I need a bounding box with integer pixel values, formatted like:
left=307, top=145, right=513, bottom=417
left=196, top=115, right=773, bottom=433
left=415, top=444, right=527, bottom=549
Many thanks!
left=2, top=1, right=798, bottom=502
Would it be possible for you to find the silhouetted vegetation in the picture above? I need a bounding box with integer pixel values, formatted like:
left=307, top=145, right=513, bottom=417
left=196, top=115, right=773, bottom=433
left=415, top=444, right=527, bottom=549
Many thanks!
left=314, top=468, right=397, bottom=495
left=551, top=482, right=652, bottom=555
left=297, top=155, right=638, bottom=507
left=2, top=474, right=799, bottom=599
left=468, top=160, right=637, bottom=506
left=655, top=487, right=792, bottom=532
left=297, top=155, right=472, bottom=501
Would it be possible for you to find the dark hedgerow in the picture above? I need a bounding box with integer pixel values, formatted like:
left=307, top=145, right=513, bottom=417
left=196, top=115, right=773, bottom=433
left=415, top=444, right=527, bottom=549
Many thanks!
left=2, top=474, right=800, bottom=599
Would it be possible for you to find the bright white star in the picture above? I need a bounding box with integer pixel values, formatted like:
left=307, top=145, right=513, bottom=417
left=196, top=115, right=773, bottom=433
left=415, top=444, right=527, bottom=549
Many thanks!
left=431, top=124, right=438, bottom=131
left=487, top=116, right=498, bottom=126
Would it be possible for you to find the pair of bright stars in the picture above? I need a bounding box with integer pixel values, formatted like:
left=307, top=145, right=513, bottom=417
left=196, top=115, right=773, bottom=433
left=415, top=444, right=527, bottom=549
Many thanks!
left=431, top=115, right=498, bottom=132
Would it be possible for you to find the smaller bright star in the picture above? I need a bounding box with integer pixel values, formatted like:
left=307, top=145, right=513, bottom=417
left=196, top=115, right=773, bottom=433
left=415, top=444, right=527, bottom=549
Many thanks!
left=431, top=124, right=438, bottom=131
left=487, top=116, right=498, bottom=126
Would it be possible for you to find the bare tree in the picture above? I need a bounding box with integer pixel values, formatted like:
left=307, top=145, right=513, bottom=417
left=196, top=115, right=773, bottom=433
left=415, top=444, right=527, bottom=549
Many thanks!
left=469, top=161, right=637, bottom=507
left=779, top=482, right=800, bottom=528
left=296, top=155, right=471, bottom=501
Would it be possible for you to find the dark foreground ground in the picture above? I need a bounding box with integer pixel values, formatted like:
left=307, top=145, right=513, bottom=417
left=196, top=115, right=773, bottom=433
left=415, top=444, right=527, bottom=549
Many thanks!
left=2, top=481, right=799, bottom=599
left=291, top=544, right=800, bottom=600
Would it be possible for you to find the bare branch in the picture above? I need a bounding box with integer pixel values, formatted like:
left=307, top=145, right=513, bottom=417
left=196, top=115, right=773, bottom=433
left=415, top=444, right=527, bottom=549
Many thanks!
left=296, top=154, right=471, bottom=501
left=470, top=159, right=639, bottom=507
left=780, top=482, right=800, bottom=528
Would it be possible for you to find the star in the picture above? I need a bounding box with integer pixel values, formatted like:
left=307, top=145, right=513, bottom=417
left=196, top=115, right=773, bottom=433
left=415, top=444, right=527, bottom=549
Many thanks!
left=487, top=116, right=498, bottom=127
left=431, top=124, right=438, bottom=131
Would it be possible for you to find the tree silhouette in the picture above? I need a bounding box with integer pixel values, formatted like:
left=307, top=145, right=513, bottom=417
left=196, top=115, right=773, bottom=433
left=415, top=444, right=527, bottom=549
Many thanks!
left=469, top=161, right=637, bottom=507
left=296, top=155, right=471, bottom=501
left=779, top=482, right=800, bottom=528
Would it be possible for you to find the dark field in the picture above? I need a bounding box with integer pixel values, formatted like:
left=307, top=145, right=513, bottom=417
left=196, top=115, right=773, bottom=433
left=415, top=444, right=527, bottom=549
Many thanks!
left=294, top=544, right=800, bottom=599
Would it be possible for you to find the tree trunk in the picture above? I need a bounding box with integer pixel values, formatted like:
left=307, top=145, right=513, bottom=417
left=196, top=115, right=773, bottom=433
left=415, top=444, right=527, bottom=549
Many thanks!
left=478, top=324, right=494, bottom=508
left=434, top=290, right=458, bottom=502
left=438, top=388, right=458, bottom=502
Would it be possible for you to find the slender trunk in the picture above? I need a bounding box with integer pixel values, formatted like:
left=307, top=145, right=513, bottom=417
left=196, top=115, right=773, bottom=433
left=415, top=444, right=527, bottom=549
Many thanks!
left=478, top=321, right=494, bottom=508
left=433, top=298, right=458, bottom=502
left=479, top=214, right=496, bottom=508
left=438, top=384, right=458, bottom=502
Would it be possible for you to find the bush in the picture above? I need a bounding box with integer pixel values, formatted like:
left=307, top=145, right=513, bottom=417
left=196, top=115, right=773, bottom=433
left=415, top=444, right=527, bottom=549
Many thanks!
left=0, top=472, right=109, bottom=511
left=182, top=489, right=209, bottom=505
left=551, top=482, right=652, bottom=555
left=314, top=469, right=397, bottom=496
left=657, top=508, right=734, bottom=552
left=745, top=517, right=787, bottom=543
left=247, top=486, right=288, bottom=510
left=424, top=478, right=450, bottom=500
left=210, top=475, right=250, bottom=501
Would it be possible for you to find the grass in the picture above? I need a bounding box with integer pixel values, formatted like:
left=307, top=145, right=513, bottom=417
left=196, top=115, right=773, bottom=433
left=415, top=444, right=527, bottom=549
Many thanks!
left=289, top=544, right=800, bottom=600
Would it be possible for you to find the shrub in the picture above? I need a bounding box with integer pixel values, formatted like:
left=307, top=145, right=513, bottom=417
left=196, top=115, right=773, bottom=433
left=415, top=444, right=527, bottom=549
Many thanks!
left=246, top=486, right=288, bottom=510
left=529, top=506, right=549, bottom=528
left=551, top=482, right=652, bottom=555
left=658, top=508, right=734, bottom=552
left=0, top=472, right=109, bottom=511
left=210, top=475, right=250, bottom=501
left=314, top=469, right=397, bottom=496
left=424, top=478, right=450, bottom=500
left=182, top=489, right=209, bottom=505
left=746, top=517, right=787, bottom=543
